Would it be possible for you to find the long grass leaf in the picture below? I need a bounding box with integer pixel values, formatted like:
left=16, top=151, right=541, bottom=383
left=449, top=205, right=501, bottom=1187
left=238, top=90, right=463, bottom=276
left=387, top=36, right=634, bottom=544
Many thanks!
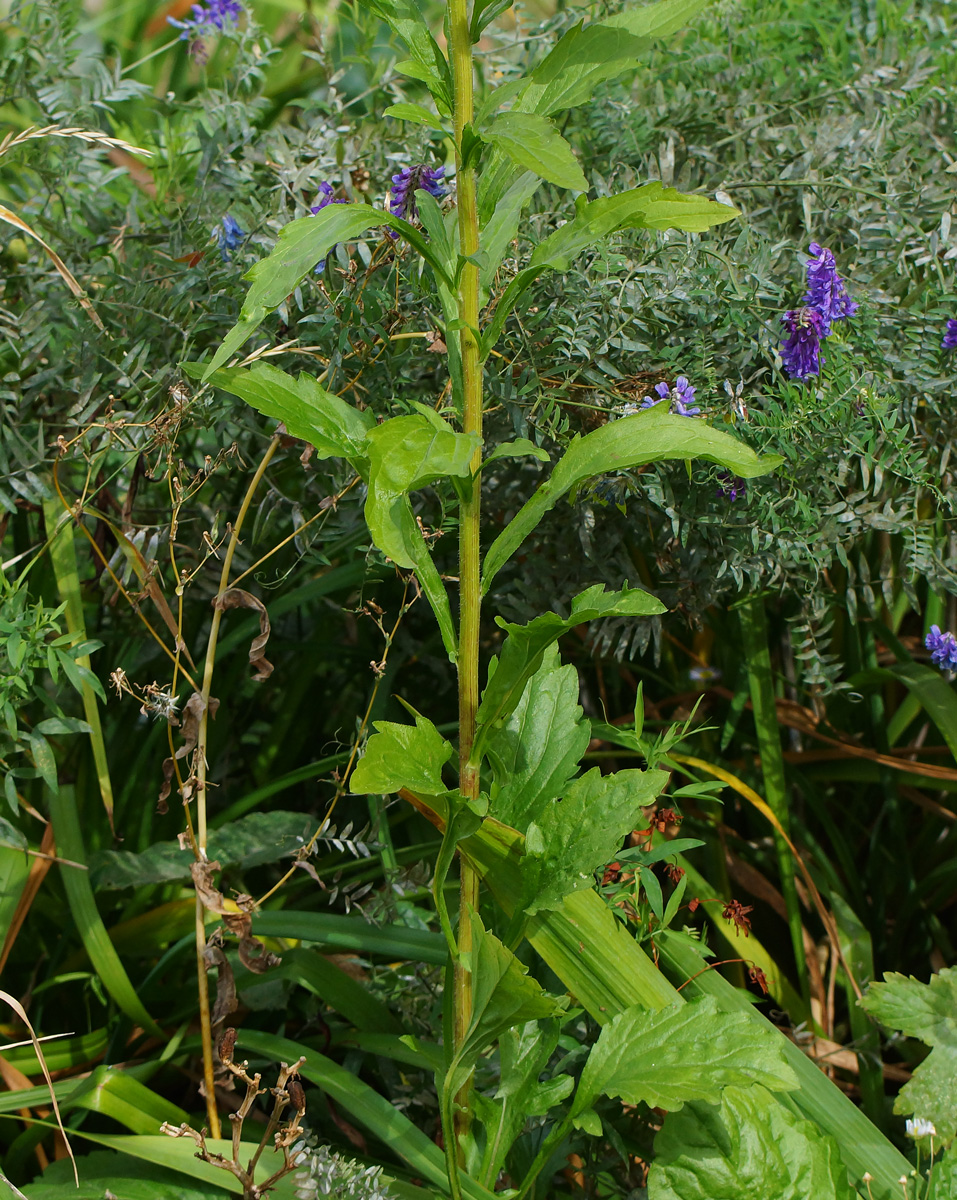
left=252, top=911, right=448, bottom=965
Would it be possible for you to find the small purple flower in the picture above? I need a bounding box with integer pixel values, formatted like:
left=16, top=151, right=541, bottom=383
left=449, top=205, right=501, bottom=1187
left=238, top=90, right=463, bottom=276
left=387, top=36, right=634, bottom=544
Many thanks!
left=217, top=213, right=245, bottom=261
left=802, top=242, right=858, bottom=334
left=388, top=165, right=446, bottom=230
left=169, top=0, right=242, bottom=38
left=717, top=473, right=746, bottom=501
left=780, top=307, right=826, bottom=379
left=926, top=625, right=957, bottom=672
left=639, top=376, right=700, bottom=417
left=943, top=319, right=957, bottom=351
left=310, top=182, right=348, bottom=272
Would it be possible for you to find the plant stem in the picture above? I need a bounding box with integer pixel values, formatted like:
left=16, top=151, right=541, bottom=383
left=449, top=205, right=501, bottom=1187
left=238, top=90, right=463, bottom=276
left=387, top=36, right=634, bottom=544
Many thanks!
left=448, top=0, right=482, bottom=1169
left=194, top=433, right=281, bottom=1138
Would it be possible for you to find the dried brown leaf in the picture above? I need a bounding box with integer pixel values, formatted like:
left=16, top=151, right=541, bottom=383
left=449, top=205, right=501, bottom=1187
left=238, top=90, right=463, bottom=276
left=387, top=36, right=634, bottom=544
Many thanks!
left=214, top=589, right=273, bottom=681
left=204, top=929, right=237, bottom=1027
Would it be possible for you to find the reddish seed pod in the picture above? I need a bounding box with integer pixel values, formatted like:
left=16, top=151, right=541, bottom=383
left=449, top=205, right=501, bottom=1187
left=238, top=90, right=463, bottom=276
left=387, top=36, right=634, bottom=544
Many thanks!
left=218, top=1028, right=237, bottom=1065
left=286, top=1079, right=306, bottom=1113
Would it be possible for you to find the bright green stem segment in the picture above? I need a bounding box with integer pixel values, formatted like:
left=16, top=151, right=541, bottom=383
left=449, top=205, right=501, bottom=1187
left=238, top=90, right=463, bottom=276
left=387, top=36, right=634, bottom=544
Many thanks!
left=738, top=595, right=809, bottom=1006
left=448, top=0, right=483, bottom=1179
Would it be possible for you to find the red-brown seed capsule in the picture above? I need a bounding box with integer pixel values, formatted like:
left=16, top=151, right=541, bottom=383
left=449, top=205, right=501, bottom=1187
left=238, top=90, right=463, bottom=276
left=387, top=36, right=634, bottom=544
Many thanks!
left=218, top=1028, right=237, bottom=1065
left=286, top=1079, right=306, bottom=1113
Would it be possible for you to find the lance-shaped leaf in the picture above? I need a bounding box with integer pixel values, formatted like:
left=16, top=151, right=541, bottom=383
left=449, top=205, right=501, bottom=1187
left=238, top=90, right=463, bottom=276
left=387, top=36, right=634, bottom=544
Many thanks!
left=364, top=413, right=480, bottom=660
left=481, top=183, right=739, bottom=356
left=648, top=1084, right=857, bottom=1200
left=520, top=765, right=666, bottom=915
left=358, top=0, right=452, bottom=111
left=485, top=645, right=590, bottom=831
left=482, top=404, right=782, bottom=591
left=198, top=364, right=374, bottom=469
left=472, top=585, right=664, bottom=761
left=571, top=997, right=796, bottom=1123
left=480, top=112, right=588, bottom=192
left=202, top=205, right=453, bottom=380
left=350, top=708, right=452, bottom=796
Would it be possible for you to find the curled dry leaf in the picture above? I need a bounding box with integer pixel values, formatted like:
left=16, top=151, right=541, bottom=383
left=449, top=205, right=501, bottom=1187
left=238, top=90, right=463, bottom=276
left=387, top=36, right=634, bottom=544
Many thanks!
left=204, top=928, right=238, bottom=1027
left=191, top=864, right=281, bottom=975
left=214, top=588, right=274, bottom=681
left=159, top=691, right=219, bottom=811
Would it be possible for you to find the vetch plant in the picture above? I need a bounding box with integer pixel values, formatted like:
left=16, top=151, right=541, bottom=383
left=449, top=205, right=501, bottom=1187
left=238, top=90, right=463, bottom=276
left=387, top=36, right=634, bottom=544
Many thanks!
left=780, top=242, right=858, bottom=379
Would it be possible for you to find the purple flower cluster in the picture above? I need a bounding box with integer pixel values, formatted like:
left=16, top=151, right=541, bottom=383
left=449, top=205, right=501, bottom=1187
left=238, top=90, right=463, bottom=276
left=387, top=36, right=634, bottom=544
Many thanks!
left=943, top=319, right=957, bottom=351
left=779, top=243, right=856, bottom=380
left=926, top=625, right=957, bottom=672
left=310, top=182, right=348, bottom=272
left=389, top=165, right=446, bottom=227
left=639, top=376, right=700, bottom=417
left=169, top=0, right=242, bottom=39
left=217, top=213, right=245, bottom=261
left=717, top=473, right=746, bottom=502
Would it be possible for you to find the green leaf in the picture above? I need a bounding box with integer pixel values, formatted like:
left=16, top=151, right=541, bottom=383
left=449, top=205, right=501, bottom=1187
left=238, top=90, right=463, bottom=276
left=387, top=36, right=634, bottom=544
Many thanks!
left=446, top=912, right=566, bottom=1100
left=572, top=997, right=796, bottom=1119
left=930, top=1156, right=957, bottom=1199
left=481, top=403, right=781, bottom=591
left=478, top=171, right=541, bottom=294
left=196, top=364, right=373, bottom=469
left=201, top=206, right=452, bottom=380
left=20, top=1151, right=226, bottom=1200
left=473, top=585, right=665, bottom=758
left=383, top=101, right=446, bottom=129
left=64, top=1068, right=188, bottom=1135
left=861, top=969, right=957, bottom=1145
left=481, top=112, right=588, bottom=192
left=648, top=1084, right=857, bottom=1200
left=252, top=910, right=447, bottom=965
left=0, top=817, right=27, bottom=853
left=357, top=0, right=452, bottom=111
left=474, top=1019, right=572, bottom=1185
left=26, top=733, right=57, bottom=792
left=33, top=716, right=91, bottom=736
left=485, top=645, right=590, bottom=831
left=351, top=709, right=453, bottom=796
left=484, top=438, right=550, bottom=468
left=87, top=811, right=317, bottom=891
left=469, top=0, right=513, bottom=40
left=258, top=947, right=402, bottom=1034
left=519, top=766, right=666, bottom=915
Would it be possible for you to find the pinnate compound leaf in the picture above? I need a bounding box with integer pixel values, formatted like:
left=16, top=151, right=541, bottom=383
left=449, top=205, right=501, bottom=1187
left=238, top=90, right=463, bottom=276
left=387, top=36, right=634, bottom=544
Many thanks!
left=519, top=765, right=666, bottom=915
left=350, top=710, right=452, bottom=796
left=861, top=969, right=957, bottom=1146
left=486, top=645, right=590, bottom=831
left=573, top=998, right=797, bottom=1119
left=648, top=1084, right=857, bottom=1200
left=481, top=113, right=588, bottom=192
left=474, top=585, right=664, bottom=757
left=482, top=403, right=782, bottom=591
left=202, top=205, right=452, bottom=379
left=198, top=364, right=373, bottom=468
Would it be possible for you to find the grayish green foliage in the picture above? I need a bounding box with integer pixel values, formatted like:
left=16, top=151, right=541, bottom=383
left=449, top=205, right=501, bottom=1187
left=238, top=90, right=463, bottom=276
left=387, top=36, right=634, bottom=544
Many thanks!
left=648, top=1084, right=858, bottom=1200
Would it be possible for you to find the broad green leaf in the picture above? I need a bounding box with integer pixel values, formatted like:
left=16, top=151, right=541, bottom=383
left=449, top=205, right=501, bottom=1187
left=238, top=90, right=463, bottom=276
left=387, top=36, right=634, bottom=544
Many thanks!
left=64, top=1067, right=188, bottom=1135
left=485, top=645, right=590, bottom=830
left=195, top=364, right=373, bottom=469
left=478, top=171, right=540, bottom=295
left=202, top=206, right=453, bottom=379
left=48, top=786, right=162, bottom=1036
left=861, top=969, right=957, bottom=1145
left=481, top=113, right=588, bottom=192
left=473, top=1019, right=573, bottom=1185
left=648, top=1084, right=857, bottom=1200
left=88, top=810, right=315, bottom=890
left=20, top=1151, right=226, bottom=1200
left=930, top=1156, right=957, bottom=1199
left=853, top=661, right=957, bottom=764
left=518, top=765, right=666, bottom=914
left=481, top=403, right=781, bottom=591
left=33, top=716, right=91, bottom=736
left=572, top=997, right=797, bottom=1119
left=480, top=184, right=739, bottom=356
left=484, top=438, right=549, bottom=467
left=473, top=584, right=665, bottom=759
left=350, top=709, right=453, bottom=796
left=446, top=912, right=566, bottom=1100
left=0, top=818, right=28, bottom=853
left=383, top=101, right=446, bottom=129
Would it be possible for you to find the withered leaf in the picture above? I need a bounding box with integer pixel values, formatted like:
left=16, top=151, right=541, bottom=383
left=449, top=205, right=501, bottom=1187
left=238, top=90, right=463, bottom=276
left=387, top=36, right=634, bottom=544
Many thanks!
left=158, top=691, right=218, bottom=810
left=191, top=859, right=228, bottom=913
left=204, top=929, right=237, bottom=1026
left=223, top=901, right=281, bottom=974
left=213, top=589, right=274, bottom=681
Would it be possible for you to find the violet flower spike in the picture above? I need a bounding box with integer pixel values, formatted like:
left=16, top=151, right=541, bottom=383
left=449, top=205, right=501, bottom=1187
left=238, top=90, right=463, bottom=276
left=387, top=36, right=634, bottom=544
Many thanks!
left=639, top=376, right=700, bottom=417
left=942, top=319, right=957, bottom=351
left=169, top=0, right=242, bottom=38
left=717, top=472, right=746, bottom=502
left=388, top=165, right=446, bottom=235
left=310, top=183, right=348, bottom=272
left=926, top=625, right=957, bottom=672
left=802, top=242, right=858, bottom=335
left=218, top=214, right=245, bottom=261
left=780, top=307, right=826, bottom=379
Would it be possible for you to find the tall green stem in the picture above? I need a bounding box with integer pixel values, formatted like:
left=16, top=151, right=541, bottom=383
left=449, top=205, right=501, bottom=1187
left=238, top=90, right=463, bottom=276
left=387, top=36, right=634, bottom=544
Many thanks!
left=449, top=0, right=482, bottom=1171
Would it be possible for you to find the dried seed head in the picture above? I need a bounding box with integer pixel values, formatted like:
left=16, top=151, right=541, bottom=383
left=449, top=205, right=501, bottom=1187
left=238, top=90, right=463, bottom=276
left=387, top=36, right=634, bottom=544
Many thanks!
left=287, top=1078, right=306, bottom=1113
left=218, top=1027, right=237, bottom=1065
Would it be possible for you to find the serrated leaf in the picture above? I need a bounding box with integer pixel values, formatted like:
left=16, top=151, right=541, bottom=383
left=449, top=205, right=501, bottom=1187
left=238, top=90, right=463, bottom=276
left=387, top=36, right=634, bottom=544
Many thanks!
left=519, top=766, right=667, bottom=915
left=473, top=585, right=665, bottom=759
left=481, top=112, right=588, bottom=192
left=481, top=404, right=781, bottom=591
left=573, top=998, right=797, bottom=1118
left=895, top=1044, right=957, bottom=1147
left=196, top=364, right=374, bottom=469
left=350, top=710, right=453, bottom=796
left=860, top=968, right=957, bottom=1047
left=485, top=645, right=590, bottom=830
left=484, top=437, right=550, bottom=467
left=648, top=1084, right=857, bottom=1200
left=383, top=101, right=446, bottom=129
